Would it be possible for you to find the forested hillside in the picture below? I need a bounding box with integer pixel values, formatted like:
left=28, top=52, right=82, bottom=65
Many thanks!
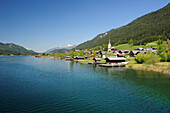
left=0, top=42, right=37, bottom=55
left=75, top=3, right=170, bottom=50
left=50, top=49, right=69, bottom=53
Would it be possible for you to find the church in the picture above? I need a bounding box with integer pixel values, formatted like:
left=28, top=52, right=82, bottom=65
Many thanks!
left=108, top=39, right=117, bottom=52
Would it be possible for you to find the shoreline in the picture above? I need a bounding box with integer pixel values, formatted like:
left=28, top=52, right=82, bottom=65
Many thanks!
left=35, top=56, right=170, bottom=76
left=126, top=63, right=170, bottom=76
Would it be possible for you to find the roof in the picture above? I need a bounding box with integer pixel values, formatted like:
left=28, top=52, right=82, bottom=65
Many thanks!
left=119, top=50, right=130, bottom=52
left=117, top=54, right=125, bottom=57
left=105, top=57, right=126, bottom=60
left=144, top=48, right=153, bottom=51
left=74, top=56, right=85, bottom=59
left=140, top=51, right=147, bottom=54
left=66, top=56, right=71, bottom=58
left=131, top=50, right=139, bottom=54
left=111, top=47, right=117, bottom=49
left=93, top=58, right=101, bottom=61
left=101, top=51, right=108, bottom=54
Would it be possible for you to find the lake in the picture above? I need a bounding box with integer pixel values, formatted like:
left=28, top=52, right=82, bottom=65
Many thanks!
left=0, top=56, right=169, bottom=113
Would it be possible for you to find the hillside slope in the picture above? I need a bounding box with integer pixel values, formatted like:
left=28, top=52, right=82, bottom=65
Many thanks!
left=0, top=42, right=37, bottom=55
left=75, top=3, right=170, bottom=50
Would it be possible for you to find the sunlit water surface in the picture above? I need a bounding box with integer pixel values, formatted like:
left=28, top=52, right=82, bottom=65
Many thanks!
left=0, top=56, right=169, bottom=113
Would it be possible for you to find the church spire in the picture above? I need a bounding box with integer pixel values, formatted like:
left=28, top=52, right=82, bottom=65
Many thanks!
left=108, top=39, right=111, bottom=51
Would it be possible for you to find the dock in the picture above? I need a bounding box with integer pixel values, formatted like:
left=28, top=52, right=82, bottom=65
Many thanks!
left=99, top=64, right=125, bottom=67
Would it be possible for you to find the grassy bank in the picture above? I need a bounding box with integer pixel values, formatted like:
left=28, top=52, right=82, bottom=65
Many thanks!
left=126, top=58, right=170, bottom=75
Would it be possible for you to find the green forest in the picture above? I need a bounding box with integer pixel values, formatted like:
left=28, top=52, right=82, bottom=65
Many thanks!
left=50, top=49, right=69, bottom=54
left=0, top=42, right=37, bottom=55
left=75, top=3, right=170, bottom=50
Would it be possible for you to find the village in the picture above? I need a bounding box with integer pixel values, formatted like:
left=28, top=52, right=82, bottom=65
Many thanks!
left=52, top=39, right=158, bottom=67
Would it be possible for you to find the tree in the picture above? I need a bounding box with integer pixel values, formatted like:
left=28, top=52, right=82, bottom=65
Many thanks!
left=69, top=50, right=74, bottom=58
left=117, top=40, right=120, bottom=45
left=157, top=43, right=170, bottom=62
left=75, top=51, right=79, bottom=56
left=157, top=38, right=162, bottom=45
left=85, top=53, right=90, bottom=58
left=129, top=39, right=133, bottom=46
left=79, top=50, right=84, bottom=56
left=94, top=46, right=99, bottom=51
left=104, top=45, right=108, bottom=51
left=93, top=52, right=97, bottom=57
left=135, top=53, right=144, bottom=63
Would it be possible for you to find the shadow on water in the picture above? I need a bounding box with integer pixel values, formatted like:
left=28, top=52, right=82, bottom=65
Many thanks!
left=92, top=65, right=170, bottom=102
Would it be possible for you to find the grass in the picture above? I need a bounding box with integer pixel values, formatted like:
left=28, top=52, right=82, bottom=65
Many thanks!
left=126, top=57, right=170, bottom=75
left=115, top=43, right=158, bottom=50
left=115, top=44, right=141, bottom=50
left=115, top=40, right=170, bottom=50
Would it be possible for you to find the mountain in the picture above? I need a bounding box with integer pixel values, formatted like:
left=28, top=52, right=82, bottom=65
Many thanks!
left=0, top=42, right=37, bottom=55
left=50, top=49, right=69, bottom=54
left=75, top=3, right=170, bottom=50
left=45, top=44, right=76, bottom=53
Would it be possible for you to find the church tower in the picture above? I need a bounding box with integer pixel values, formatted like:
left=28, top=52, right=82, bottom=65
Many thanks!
left=108, top=39, right=111, bottom=52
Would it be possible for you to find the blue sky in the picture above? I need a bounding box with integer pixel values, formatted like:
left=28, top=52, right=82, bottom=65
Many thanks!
left=0, top=0, right=169, bottom=52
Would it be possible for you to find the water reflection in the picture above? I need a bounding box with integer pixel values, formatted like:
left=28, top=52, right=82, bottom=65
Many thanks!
left=0, top=57, right=169, bottom=113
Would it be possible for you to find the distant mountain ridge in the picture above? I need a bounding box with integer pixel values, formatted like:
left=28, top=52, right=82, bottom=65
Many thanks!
left=0, top=42, right=37, bottom=55
left=45, top=44, right=76, bottom=53
left=75, top=3, right=170, bottom=50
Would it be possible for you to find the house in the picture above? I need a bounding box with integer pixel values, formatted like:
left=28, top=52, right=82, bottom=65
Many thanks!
left=64, top=51, right=69, bottom=54
left=152, top=47, right=157, bottom=50
left=35, top=55, right=41, bottom=58
left=85, top=49, right=88, bottom=52
left=117, top=54, right=125, bottom=57
left=99, top=51, right=108, bottom=58
left=144, top=48, right=153, bottom=52
left=105, top=57, right=126, bottom=64
left=95, top=51, right=100, bottom=54
left=129, top=50, right=140, bottom=57
left=74, top=50, right=80, bottom=53
left=118, top=50, right=130, bottom=54
left=93, top=58, right=101, bottom=63
left=90, top=55, right=95, bottom=59
left=65, top=56, right=71, bottom=58
left=73, top=56, right=88, bottom=60
left=65, top=56, right=73, bottom=61
left=84, top=51, right=91, bottom=54
left=110, top=47, right=117, bottom=52
left=135, top=48, right=144, bottom=51
left=140, top=51, right=147, bottom=54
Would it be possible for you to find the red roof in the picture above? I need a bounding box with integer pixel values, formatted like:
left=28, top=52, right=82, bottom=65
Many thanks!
left=117, top=54, right=124, bottom=57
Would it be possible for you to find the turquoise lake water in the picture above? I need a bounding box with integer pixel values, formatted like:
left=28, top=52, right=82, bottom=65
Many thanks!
left=0, top=56, right=169, bottom=113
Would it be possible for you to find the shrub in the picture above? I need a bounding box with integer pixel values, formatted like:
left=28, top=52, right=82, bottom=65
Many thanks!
left=135, top=52, right=160, bottom=64
left=159, top=52, right=168, bottom=62
left=167, top=52, right=170, bottom=62
left=135, top=53, right=144, bottom=63
left=143, top=53, right=160, bottom=64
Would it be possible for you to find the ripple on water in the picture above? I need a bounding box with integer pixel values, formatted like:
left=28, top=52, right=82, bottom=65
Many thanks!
left=0, top=57, right=169, bottom=113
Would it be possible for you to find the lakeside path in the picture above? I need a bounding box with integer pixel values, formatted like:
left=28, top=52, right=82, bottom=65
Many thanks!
left=37, top=56, right=170, bottom=76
